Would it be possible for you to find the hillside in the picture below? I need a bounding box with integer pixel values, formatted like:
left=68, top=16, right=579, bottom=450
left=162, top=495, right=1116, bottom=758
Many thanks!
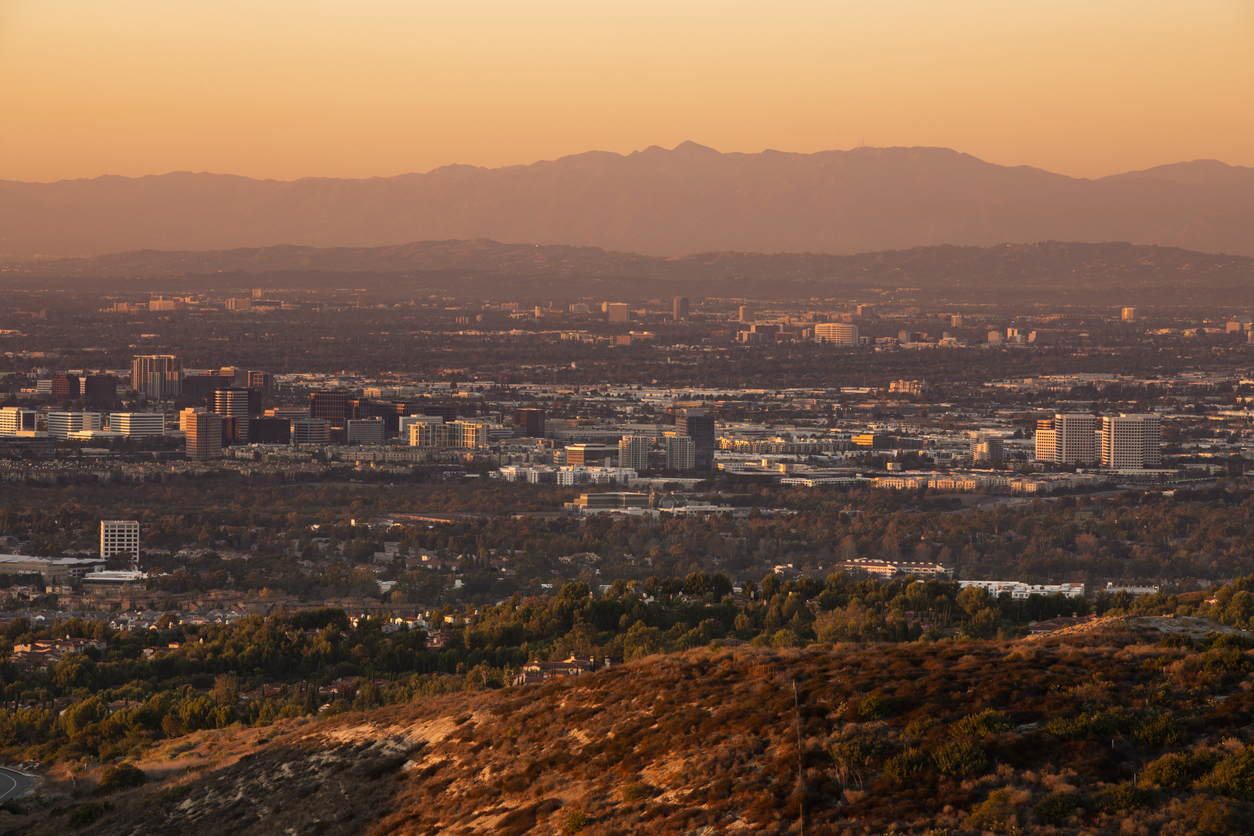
left=13, top=619, right=1254, bottom=836
left=4, top=144, right=1254, bottom=259
left=6, top=240, right=1254, bottom=306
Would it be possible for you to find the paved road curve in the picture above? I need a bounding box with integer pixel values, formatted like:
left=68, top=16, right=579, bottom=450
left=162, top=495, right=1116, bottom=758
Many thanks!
left=0, top=767, right=34, bottom=804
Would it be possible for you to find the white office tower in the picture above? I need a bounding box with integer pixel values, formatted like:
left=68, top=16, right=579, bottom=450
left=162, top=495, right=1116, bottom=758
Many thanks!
left=1035, top=414, right=1098, bottom=464
left=100, top=520, right=140, bottom=561
left=665, top=435, right=696, bottom=471
left=813, top=323, right=859, bottom=345
left=47, top=412, right=103, bottom=438
left=131, top=355, right=182, bottom=399
left=109, top=412, right=165, bottom=437
left=1100, top=414, right=1161, bottom=469
left=618, top=435, right=650, bottom=472
left=987, top=330, right=1003, bottom=346
left=0, top=408, right=37, bottom=436
left=1121, top=307, right=1137, bottom=322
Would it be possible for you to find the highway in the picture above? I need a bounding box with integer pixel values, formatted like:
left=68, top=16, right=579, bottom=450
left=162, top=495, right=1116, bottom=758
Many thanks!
left=0, top=767, right=34, bottom=804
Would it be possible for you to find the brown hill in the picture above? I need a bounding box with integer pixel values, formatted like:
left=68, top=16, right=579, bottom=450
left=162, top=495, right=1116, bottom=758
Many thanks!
left=4, top=144, right=1254, bottom=259
left=7, top=239, right=1253, bottom=306
left=15, top=625, right=1254, bottom=836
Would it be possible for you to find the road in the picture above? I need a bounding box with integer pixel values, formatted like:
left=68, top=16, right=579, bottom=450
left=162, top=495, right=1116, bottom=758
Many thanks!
left=0, top=767, right=34, bottom=804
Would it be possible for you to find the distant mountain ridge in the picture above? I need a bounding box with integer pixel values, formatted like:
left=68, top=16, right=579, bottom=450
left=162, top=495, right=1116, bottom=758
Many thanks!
left=4, top=143, right=1254, bottom=258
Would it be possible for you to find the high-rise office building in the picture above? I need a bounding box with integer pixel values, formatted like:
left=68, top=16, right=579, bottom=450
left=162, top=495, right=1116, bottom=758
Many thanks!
left=291, top=418, right=331, bottom=445
left=212, top=389, right=252, bottom=443
left=248, top=417, right=291, bottom=444
left=676, top=408, right=716, bottom=470
left=673, top=297, right=690, bottom=321
left=1121, top=307, right=1138, bottom=322
left=856, top=304, right=875, bottom=318
left=346, top=417, right=386, bottom=445
left=83, top=375, right=119, bottom=401
left=183, top=373, right=235, bottom=402
left=1034, top=414, right=1098, bottom=465
left=100, top=520, right=140, bottom=561
left=970, top=431, right=1003, bottom=463
left=606, top=303, right=631, bottom=323
left=50, top=374, right=81, bottom=399
left=247, top=370, right=273, bottom=392
left=185, top=411, right=223, bottom=461
left=1100, top=414, right=1161, bottom=469
left=309, top=391, right=351, bottom=428
left=410, top=420, right=489, bottom=449
left=814, top=323, right=860, bottom=345
left=211, top=391, right=250, bottom=443
left=47, top=412, right=103, bottom=438
left=665, top=435, right=696, bottom=471
left=739, top=305, right=755, bottom=323
left=0, top=408, right=37, bottom=436
left=131, top=355, right=182, bottom=399
left=618, top=435, right=650, bottom=472
left=513, top=408, right=546, bottom=438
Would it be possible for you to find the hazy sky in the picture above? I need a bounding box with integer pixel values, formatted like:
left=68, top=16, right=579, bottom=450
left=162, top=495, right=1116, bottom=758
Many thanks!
left=1, top=1, right=1251, bottom=182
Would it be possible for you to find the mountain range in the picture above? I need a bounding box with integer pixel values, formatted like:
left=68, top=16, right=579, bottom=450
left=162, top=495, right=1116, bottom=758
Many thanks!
left=4, top=143, right=1254, bottom=259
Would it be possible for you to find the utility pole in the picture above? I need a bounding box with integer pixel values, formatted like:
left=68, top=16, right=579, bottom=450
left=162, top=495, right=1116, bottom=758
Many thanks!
left=793, top=679, right=804, bottom=835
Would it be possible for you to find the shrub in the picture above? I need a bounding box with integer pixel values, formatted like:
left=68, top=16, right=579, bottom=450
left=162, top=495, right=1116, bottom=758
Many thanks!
left=904, top=716, right=940, bottom=738
left=858, top=694, right=888, bottom=721
left=1143, top=750, right=1219, bottom=791
left=952, top=709, right=1013, bottom=737
left=97, top=763, right=147, bottom=794
left=564, top=809, right=588, bottom=833
left=830, top=738, right=883, bottom=768
left=1091, top=782, right=1157, bottom=813
left=968, top=789, right=1015, bottom=832
left=1208, top=746, right=1254, bottom=801
left=1047, top=707, right=1143, bottom=741
left=1131, top=712, right=1184, bottom=747
left=1202, top=633, right=1254, bottom=651
left=1034, top=791, right=1083, bottom=822
left=68, top=801, right=113, bottom=828
left=932, top=741, right=987, bottom=777
left=1186, top=797, right=1254, bottom=835
left=883, top=747, right=931, bottom=779
left=622, top=782, right=648, bottom=802
left=1158, top=635, right=1194, bottom=649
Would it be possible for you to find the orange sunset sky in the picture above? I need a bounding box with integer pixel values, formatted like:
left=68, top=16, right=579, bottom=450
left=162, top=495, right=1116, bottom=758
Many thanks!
left=1, top=0, right=1251, bottom=183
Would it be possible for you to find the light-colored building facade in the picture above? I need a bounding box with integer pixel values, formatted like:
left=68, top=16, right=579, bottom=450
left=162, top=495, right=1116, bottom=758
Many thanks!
left=1100, top=414, right=1161, bottom=469
left=131, top=355, right=182, bottom=399
left=109, top=412, right=165, bottom=437
left=665, top=435, right=695, bottom=470
left=410, top=420, right=489, bottom=449
left=212, top=388, right=252, bottom=443
left=0, top=407, right=37, bottom=436
left=46, top=412, right=103, bottom=439
left=1034, top=413, right=1098, bottom=465
left=185, top=411, right=223, bottom=461
left=814, top=323, right=859, bottom=345
left=100, top=520, right=140, bottom=560
left=618, top=435, right=649, bottom=472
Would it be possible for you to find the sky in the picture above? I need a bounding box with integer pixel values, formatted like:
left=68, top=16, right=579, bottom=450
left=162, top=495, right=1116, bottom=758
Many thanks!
left=1, top=0, right=1252, bottom=183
